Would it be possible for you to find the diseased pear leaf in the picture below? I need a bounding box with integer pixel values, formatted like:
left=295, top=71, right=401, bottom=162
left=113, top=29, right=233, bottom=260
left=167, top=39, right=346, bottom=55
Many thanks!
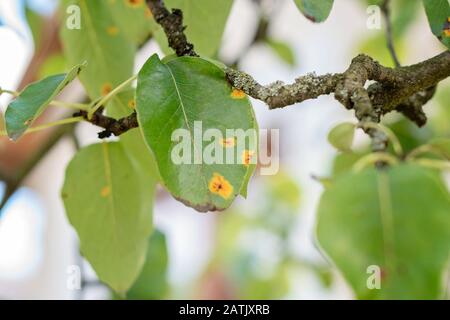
left=136, top=55, right=257, bottom=212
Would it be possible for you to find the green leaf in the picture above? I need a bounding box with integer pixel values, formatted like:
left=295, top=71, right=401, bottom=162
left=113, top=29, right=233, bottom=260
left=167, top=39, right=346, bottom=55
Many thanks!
left=126, top=230, right=169, bottom=299
left=62, top=142, right=155, bottom=293
left=328, top=122, right=356, bottom=153
left=266, top=38, right=296, bottom=66
left=60, top=0, right=135, bottom=99
left=293, top=0, right=334, bottom=23
left=423, top=0, right=450, bottom=49
left=317, top=164, right=450, bottom=299
left=136, top=55, right=257, bottom=212
left=5, top=63, right=84, bottom=141
left=155, top=0, right=234, bottom=57
left=108, top=0, right=158, bottom=44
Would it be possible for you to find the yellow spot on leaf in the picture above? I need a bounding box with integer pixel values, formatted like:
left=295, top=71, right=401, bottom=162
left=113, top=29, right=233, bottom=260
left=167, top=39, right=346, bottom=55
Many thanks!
left=101, top=186, right=111, bottom=197
left=220, top=137, right=236, bottom=148
left=208, top=173, right=233, bottom=199
left=445, top=17, right=450, bottom=37
left=231, top=89, right=246, bottom=99
left=242, top=150, right=255, bottom=167
left=101, top=83, right=113, bottom=96
left=144, top=7, right=153, bottom=18
left=107, top=26, right=119, bottom=36
left=126, top=0, right=143, bottom=7
left=128, top=99, right=136, bottom=109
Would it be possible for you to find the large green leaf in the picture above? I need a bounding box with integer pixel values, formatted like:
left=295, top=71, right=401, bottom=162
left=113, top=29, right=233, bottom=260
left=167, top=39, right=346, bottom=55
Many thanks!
left=108, top=0, right=158, bottom=44
left=136, top=55, right=257, bottom=212
left=317, top=164, right=450, bottom=299
left=62, top=142, right=155, bottom=293
left=60, top=0, right=135, bottom=99
left=293, top=0, right=334, bottom=23
left=423, top=0, right=450, bottom=49
left=5, top=63, right=84, bottom=140
left=126, top=230, right=169, bottom=299
left=155, top=0, right=234, bottom=57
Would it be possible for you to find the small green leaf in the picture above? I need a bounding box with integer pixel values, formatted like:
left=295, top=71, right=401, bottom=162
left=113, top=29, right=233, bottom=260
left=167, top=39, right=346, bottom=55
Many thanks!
left=62, top=142, right=155, bottom=293
left=126, top=230, right=169, bottom=299
left=423, top=0, right=450, bottom=49
left=328, top=122, right=356, bottom=152
left=293, top=0, right=334, bottom=23
left=60, top=0, right=135, bottom=99
left=5, top=63, right=84, bottom=140
left=155, top=0, right=234, bottom=57
left=317, top=164, right=450, bottom=299
left=136, top=55, right=257, bottom=212
left=266, top=38, right=296, bottom=66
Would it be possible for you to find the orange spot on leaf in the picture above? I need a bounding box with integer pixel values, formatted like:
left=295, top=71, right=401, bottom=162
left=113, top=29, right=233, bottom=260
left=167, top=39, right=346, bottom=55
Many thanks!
left=208, top=173, right=233, bottom=199
left=101, top=83, right=113, bottom=96
left=101, top=186, right=111, bottom=197
left=128, top=99, right=136, bottom=109
left=107, top=26, right=119, bottom=36
left=144, top=7, right=153, bottom=18
left=242, top=150, right=255, bottom=167
left=231, top=89, right=246, bottom=99
left=220, top=137, right=236, bottom=148
left=126, top=0, right=143, bottom=7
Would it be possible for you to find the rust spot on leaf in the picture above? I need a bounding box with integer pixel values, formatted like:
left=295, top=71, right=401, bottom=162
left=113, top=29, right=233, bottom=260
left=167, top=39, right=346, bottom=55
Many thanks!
left=144, top=7, right=153, bottom=18
left=444, top=17, right=450, bottom=37
left=242, top=150, right=255, bottom=167
left=220, top=137, right=236, bottom=148
left=107, top=26, right=119, bottom=36
left=101, top=83, right=113, bottom=96
left=24, top=118, right=33, bottom=126
left=101, top=186, right=111, bottom=197
left=231, top=89, right=246, bottom=99
left=128, top=99, right=136, bottom=109
left=208, top=173, right=233, bottom=199
left=126, top=0, right=143, bottom=7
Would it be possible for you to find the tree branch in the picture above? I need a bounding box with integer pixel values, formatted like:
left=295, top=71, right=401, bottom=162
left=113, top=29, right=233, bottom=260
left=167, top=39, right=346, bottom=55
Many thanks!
left=81, top=0, right=450, bottom=147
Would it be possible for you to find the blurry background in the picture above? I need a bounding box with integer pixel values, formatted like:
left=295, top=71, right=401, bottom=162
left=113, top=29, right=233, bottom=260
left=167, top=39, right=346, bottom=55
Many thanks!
left=0, top=0, right=448, bottom=299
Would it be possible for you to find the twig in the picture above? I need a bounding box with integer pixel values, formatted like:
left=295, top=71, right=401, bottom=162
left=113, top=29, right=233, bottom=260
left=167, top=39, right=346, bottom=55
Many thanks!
left=381, top=0, right=401, bottom=67
left=74, top=108, right=138, bottom=139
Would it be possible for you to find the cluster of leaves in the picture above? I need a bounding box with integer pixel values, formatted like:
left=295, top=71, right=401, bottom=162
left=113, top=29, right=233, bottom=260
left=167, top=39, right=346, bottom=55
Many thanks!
left=1, top=0, right=450, bottom=298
